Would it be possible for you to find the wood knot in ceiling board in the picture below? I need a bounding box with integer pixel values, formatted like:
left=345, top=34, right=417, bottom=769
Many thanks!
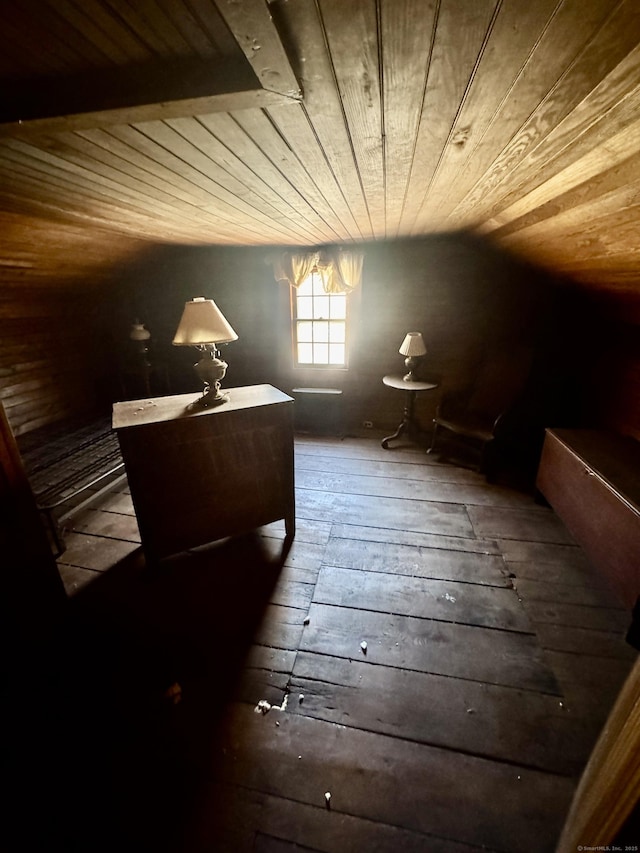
left=451, top=127, right=471, bottom=147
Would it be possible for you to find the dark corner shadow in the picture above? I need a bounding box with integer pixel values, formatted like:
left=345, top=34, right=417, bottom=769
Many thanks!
left=7, top=532, right=288, bottom=853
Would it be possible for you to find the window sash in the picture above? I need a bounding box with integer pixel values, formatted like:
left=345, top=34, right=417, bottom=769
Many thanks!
left=292, top=272, right=348, bottom=368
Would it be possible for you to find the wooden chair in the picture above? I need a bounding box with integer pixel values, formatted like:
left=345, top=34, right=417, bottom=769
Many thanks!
left=428, top=348, right=533, bottom=477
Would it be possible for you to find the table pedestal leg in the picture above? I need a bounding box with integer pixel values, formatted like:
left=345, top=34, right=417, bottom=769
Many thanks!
left=381, top=391, right=417, bottom=448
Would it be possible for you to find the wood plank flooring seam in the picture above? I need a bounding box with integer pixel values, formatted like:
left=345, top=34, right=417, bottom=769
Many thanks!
left=317, top=561, right=512, bottom=589
left=282, top=705, right=579, bottom=780
left=63, top=525, right=140, bottom=544
left=224, top=780, right=509, bottom=852
left=285, top=655, right=567, bottom=696
left=536, top=637, right=634, bottom=657
left=295, top=460, right=489, bottom=485
left=307, top=600, right=537, bottom=637
left=291, top=512, right=483, bottom=543
left=227, top=783, right=503, bottom=853
left=328, top=528, right=496, bottom=549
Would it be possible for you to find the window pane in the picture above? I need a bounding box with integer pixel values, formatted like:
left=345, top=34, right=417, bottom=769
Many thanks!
left=297, top=321, right=314, bottom=342
left=297, top=342, right=313, bottom=363
left=313, top=320, right=329, bottom=342
left=313, top=295, right=330, bottom=319
left=331, top=295, right=347, bottom=319
left=329, top=322, right=345, bottom=343
left=297, top=278, right=313, bottom=297
left=297, top=296, right=313, bottom=319
left=311, top=273, right=325, bottom=295
left=313, top=343, right=329, bottom=364
left=329, top=344, right=345, bottom=365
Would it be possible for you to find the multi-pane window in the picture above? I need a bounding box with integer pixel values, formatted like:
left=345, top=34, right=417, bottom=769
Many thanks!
left=292, top=270, right=347, bottom=367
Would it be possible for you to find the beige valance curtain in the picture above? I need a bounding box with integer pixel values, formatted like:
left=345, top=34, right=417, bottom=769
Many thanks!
left=272, top=249, right=364, bottom=294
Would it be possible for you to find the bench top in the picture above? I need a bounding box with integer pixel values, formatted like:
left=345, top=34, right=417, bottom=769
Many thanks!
left=547, top=428, right=640, bottom=508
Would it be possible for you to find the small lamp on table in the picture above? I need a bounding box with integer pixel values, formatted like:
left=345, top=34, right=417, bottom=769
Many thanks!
left=399, top=332, right=427, bottom=381
left=172, top=297, right=238, bottom=406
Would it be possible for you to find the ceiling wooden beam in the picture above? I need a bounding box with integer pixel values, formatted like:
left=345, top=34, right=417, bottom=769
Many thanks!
left=215, top=0, right=302, bottom=99
left=0, top=0, right=302, bottom=139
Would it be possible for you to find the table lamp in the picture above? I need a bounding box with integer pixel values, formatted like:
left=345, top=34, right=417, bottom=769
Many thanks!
left=172, top=297, right=238, bottom=406
left=399, top=332, right=427, bottom=381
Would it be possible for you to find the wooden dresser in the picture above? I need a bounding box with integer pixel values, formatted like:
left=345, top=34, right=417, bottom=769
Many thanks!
left=536, top=428, right=640, bottom=609
left=113, top=384, right=295, bottom=562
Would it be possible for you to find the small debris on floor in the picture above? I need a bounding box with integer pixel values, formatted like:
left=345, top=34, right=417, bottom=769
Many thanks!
left=254, top=699, right=272, bottom=715
left=444, top=593, right=456, bottom=603
left=466, top=708, right=475, bottom=714
left=324, top=791, right=332, bottom=809
left=275, top=720, right=280, bottom=727
left=303, top=616, right=310, bottom=626
left=299, top=693, right=305, bottom=703
left=360, top=641, right=368, bottom=654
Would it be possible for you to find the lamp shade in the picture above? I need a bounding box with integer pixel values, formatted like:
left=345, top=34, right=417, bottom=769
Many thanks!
left=172, top=297, right=238, bottom=346
left=399, top=332, right=426, bottom=357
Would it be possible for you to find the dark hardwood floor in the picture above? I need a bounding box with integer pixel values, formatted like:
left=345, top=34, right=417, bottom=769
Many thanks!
left=29, top=434, right=635, bottom=852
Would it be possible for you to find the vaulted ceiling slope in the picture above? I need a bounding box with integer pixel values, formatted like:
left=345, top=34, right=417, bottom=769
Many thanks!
left=1, top=0, right=640, bottom=289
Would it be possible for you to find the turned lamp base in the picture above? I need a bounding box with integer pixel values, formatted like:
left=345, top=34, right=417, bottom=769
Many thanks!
left=194, top=348, right=229, bottom=407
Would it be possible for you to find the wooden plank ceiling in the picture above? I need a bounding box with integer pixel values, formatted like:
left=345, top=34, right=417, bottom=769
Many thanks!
left=1, top=0, right=640, bottom=288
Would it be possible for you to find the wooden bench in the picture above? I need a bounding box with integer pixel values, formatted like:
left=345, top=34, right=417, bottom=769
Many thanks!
left=18, top=415, right=126, bottom=556
left=536, top=428, right=640, bottom=610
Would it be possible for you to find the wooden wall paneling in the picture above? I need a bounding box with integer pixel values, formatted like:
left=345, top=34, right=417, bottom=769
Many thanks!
left=263, top=103, right=361, bottom=242
left=160, top=0, right=242, bottom=58
left=504, top=210, right=640, bottom=271
left=378, top=0, right=437, bottom=238
left=488, top=149, right=640, bottom=242
left=64, top=118, right=320, bottom=245
left=0, top=212, right=148, bottom=283
left=133, top=117, right=306, bottom=234
left=315, top=0, right=385, bottom=235
left=3, top=1, right=103, bottom=73
left=201, top=109, right=349, bottom=244
left=399, top=0, right=499, bottom=235
left=2, top=132, right=258, bottom=238
left=91, top=0, right=190, bottom=59
left=35, top=126, right=244, bottom=223
left=411, top=0, right=559, bottom=229
left=499, top=177, right=640, bottom=255
left=77, top=0, right=166, bottom=60
left=448, top=0, right=640, bottom=228
left=164, top=115, right=338, bottom=245
left=72, top=125, right=290, bottom=243
left=154, top=0, right=230, bottom=59
left=39, top=0, right=147, bottom=67
left=0, top=141, right=219, bottom=243
left=0, top=129, right=288, bottom=245
left=0, top=210, right=152, bottom=435
left=0, top=15, right=66, bottom=77
left=110, top=121, right=310, bottom=244
left=475, top=44, right=640, bottom=233
left=272, top=0, right=374, bottom=240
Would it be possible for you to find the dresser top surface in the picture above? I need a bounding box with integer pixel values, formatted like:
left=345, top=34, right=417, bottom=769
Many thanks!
left=112, top=384, right=293, bottom=430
